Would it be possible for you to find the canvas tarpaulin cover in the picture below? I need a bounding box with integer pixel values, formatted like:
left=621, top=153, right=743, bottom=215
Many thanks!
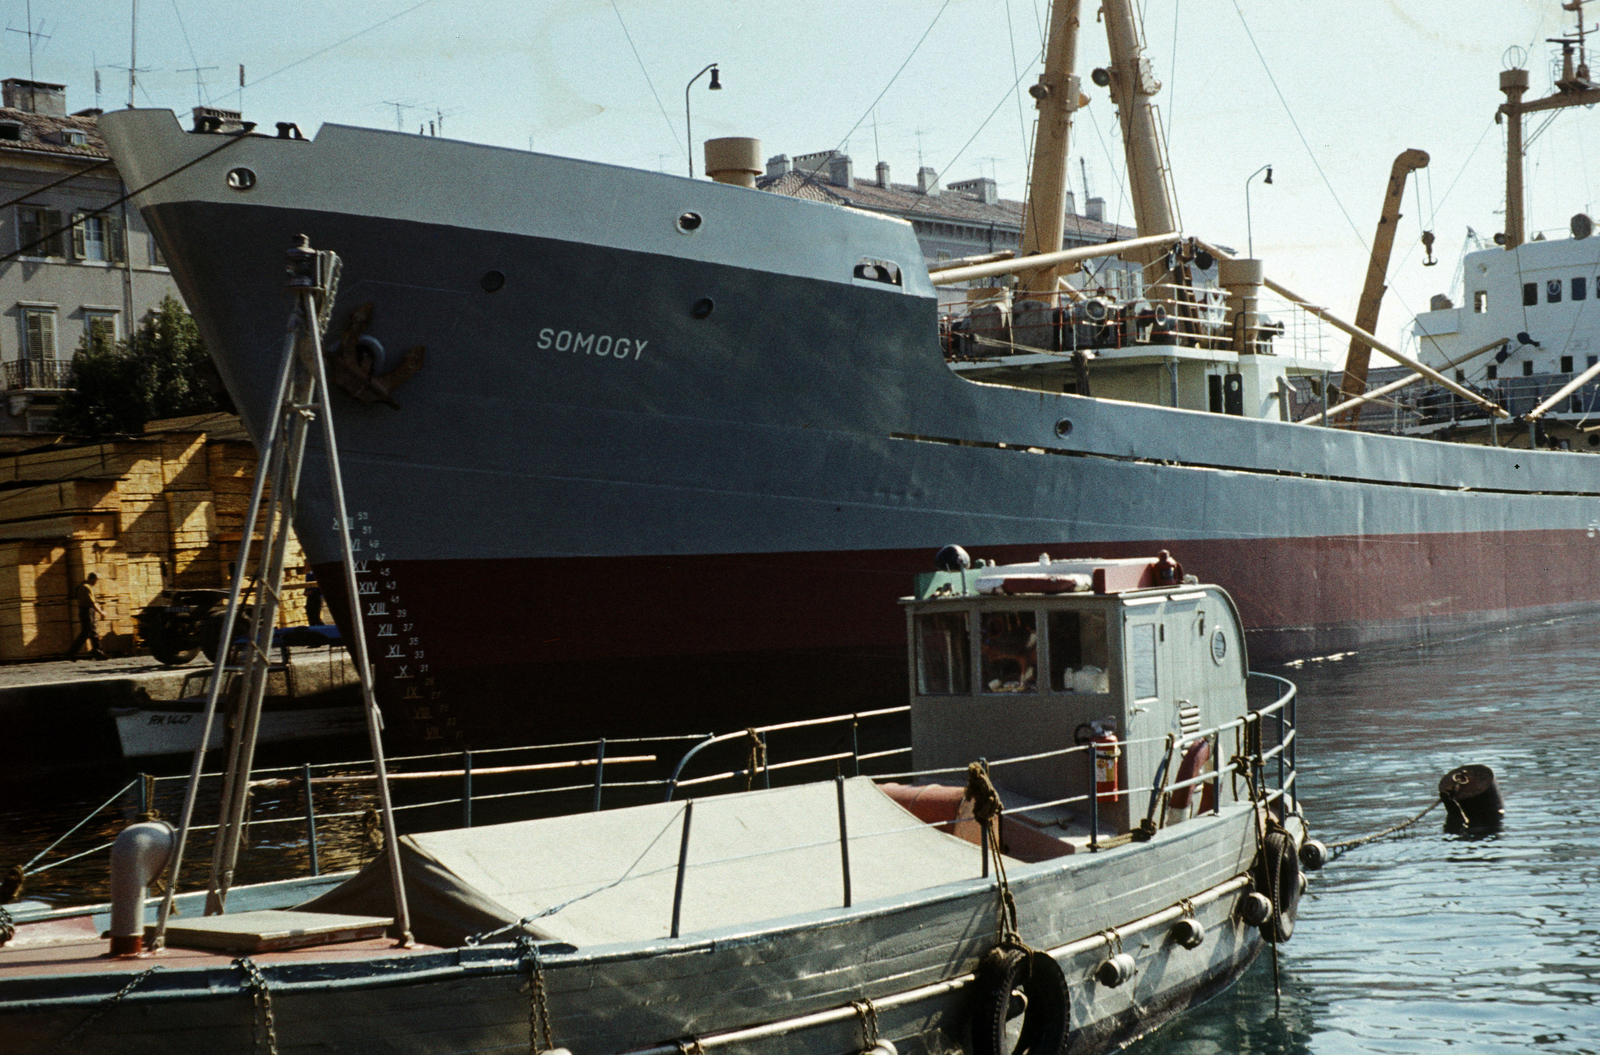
left=300, top=777, right=994, bottom=947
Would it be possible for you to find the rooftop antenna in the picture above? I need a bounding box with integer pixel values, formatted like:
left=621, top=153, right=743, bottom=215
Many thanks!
left=915, top=128, right=928, bottom=169
left=381, top=100, right=418, bottom=132
left=177, top=64, right=218, bottom=107
left=6, top=0, right=52, bottom=107
left=128, top=0, right=137, bottom=108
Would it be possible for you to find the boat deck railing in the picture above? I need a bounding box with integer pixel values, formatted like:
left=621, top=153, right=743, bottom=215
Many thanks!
left=12, top=680, right=1295, bottom=909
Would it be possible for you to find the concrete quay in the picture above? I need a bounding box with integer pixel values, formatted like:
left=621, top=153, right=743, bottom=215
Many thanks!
left=0, top=646, right=360, bottom=783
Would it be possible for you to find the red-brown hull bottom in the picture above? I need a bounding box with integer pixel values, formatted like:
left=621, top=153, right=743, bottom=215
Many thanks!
left=319, top=527, right=1599, bottom=746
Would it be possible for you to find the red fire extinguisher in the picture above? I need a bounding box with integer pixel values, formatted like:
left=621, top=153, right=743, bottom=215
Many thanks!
left=1091, top=718, right=1121, bottom=803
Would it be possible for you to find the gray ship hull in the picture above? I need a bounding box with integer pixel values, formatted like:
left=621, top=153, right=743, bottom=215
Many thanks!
left=101, top=112, right=1600, bottom=744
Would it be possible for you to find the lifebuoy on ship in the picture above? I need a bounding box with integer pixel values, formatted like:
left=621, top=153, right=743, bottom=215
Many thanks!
left=971, top=945, right=1070, bottom=1055
left=1167, top=739, right=1215, bottom=817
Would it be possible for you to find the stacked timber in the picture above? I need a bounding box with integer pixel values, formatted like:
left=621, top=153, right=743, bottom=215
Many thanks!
left=0, top=413, right=309, bottom=661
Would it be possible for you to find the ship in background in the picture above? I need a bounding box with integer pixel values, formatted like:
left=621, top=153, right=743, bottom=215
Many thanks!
left=99, top=0, right=1600, bottom=746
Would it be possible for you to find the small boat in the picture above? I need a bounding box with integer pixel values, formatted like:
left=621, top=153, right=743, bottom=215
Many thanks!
left=0, top=551, right=1310, bottom=1054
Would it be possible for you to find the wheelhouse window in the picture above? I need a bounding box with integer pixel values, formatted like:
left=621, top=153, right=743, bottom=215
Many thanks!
left=1523, top=360, right=1535, bottom=376
left=1487, top=364, right=1498, bottom=380
left=1574, top=277, right=1588, bottom=301
left=980, top=610, right=1036, bottom=692
left=916, top=612, right=970, bottom=695
left=1524, top=282, right=1538, bottom=306
left=1562, top=355, right=1574, bottom=374
left=1473, top=290, right=1488, bottom=313
left=1547, top=279, right=1562, bottom=303
left=1048, top=609, right=1110, bottom=692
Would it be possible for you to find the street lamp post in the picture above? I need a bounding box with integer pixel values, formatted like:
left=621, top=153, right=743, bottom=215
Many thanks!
left=685, top=63, right=721, bottom=178
left=1245, top=164, right=1273, bottom=258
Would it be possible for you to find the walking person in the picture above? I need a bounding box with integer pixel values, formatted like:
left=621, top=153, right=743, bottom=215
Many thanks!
left=69, top=571, right=108, bottom=660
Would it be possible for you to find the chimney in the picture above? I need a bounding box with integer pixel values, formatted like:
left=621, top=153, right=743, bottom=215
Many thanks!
left=192, top=105, right=247, bottom=134
left=705, top=137, right=762, bottom=188
left=917, top=166, right=939, bottom=195
left=826, top=153, right=853, bottom=189
left=1064, top=190, right=1077, bottom=216
left=948, top=177, right=998, bottom=205
left=2, top=78, right=66, bottom=117
left=766, top=153, right=791, bottom=179
left=876, top=160, right=890, bottom=188
left=1086, top=196, right=1105, bottom=222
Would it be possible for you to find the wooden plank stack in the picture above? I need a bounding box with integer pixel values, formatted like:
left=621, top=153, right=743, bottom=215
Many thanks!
left=0, top=413, right=310, bottom=661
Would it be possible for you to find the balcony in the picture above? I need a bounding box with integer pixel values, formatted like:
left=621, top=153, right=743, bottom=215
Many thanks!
left=3, top=358, right=73, bottom=391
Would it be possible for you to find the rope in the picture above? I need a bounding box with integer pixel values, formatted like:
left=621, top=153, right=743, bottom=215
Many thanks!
left=964, top=762, right=1019, bottom=944
left=1325, top=801, right=1440, bottom=860
left=0, top=904, right=13, bottom=946
left=744, top=729, right=767, bottom=791
left=50, top=965, right=162, bottom=1051
left=236, top=957, right=280, bottom=1055
left=517, top=934, right=556, bottom=1052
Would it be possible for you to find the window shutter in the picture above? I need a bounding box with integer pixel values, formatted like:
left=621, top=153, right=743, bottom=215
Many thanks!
left=25, top=311, right=54, bottom=361
left=70, top=210, right=85, bottom=260
left=42, top=209, right=62, bottom=257
left=109, top=216, right=126, bottom=263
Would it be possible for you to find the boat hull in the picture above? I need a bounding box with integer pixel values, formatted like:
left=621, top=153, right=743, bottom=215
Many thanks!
left=0, top=806, right=1268, bottom=1055
left=98, top=112, right=1600, bottom=745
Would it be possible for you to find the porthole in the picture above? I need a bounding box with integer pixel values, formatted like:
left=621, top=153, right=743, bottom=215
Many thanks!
left=676, top=211, right=703, bottom=234
left=226, top=167, right=257, bottom=191
left=691, top=297, right=714, bottom=319
left=1055, top=418, right=1073, bottom=437
left=480, top=270, right=506, bottom=293
left=1211, top=629, right=1228, bottom=665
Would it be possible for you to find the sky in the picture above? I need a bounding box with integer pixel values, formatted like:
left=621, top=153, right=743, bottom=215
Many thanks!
left=7, top=0, right=1595, bottom=364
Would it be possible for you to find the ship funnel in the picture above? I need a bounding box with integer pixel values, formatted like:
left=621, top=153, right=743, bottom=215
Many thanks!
left=704, top=137, right=762, bottom=188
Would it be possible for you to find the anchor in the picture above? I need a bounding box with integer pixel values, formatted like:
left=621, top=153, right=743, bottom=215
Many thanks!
left=328, top=302, right=425, bottom=409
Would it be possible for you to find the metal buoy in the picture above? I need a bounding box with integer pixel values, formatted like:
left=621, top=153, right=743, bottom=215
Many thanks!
left=1239, top=891, right=1272, bottom=926
left=1439, top=764, right=1504, bottom=833
left=1170, top=917, right=1205, bottom=949
left=1095, top=952, right=1137, bottom=987
left=1299, top=838, right=1328, bottom=871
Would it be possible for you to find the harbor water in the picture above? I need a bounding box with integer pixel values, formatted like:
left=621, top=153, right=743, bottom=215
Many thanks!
left=1130, top=616, right=1599, bottom=1055
left=2, top=617, right=1596, bottom=1052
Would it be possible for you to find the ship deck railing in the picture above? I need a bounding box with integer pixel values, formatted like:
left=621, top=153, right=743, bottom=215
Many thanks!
left=936, top=280, right=1340, bottom=366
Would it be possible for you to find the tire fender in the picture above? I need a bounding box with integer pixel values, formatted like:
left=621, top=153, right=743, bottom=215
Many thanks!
left=971, top=945, right=1069, bottom=1055
left=1255, top=828, right=1302, bottom=943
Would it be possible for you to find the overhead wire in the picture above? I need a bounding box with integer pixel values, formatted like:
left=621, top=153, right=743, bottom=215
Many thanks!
left=607, top=0, right=682, bottom=157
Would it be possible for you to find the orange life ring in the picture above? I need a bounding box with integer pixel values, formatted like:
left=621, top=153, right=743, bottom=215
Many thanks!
left=1168, top=738, right=1214, bottom=813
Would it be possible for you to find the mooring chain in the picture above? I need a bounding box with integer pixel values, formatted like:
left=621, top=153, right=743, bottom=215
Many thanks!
left=235, top=956, right=280, bottom=1055
left=51, top=965, right=162, bottom=1051
left=517, top=934, right=556, bottom=1053
left=852, top=998, right=881, bottom=1048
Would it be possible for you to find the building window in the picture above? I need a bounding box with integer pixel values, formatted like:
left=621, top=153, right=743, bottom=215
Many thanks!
left=1562, top=355, right=1574, bottom=374
left=17, top=206, right=64, bottom=258
left=22, top=307, right=56, bottom=360
left=1524, top=282, right=1538, bottom=306
left=63, top=129, right=86, bottom=146
left=85, top=311, right=118, bottom=354
left=1473, top=290, right=1488, bottom=313
left=71, top=212, right=125, bottom=263
left=1575, top=277, right=1588, bottom=301
left=1523, top=360, right=1535, bottom=376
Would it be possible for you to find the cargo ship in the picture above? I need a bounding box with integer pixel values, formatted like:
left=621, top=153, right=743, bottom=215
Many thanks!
left=98, top=0, right=1600, bottom=745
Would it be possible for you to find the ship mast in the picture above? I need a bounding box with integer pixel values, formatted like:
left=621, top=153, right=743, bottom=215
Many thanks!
left=1017, top=0, right=1083, bottom=294
left=1499, top=0, right=1599, bottom=249
left=1098, top=0, right=1178, bottom=263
